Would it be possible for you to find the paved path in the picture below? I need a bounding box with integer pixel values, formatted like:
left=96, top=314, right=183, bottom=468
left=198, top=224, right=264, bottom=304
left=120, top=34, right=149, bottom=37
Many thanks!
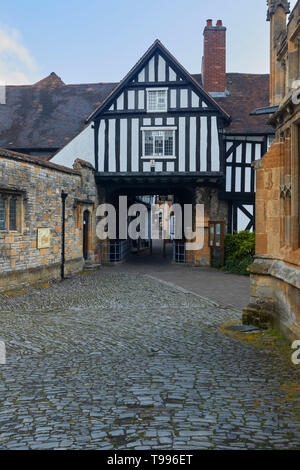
left=103, top=241, right=250, bottom=311
left=0, top=270, right=299, bottom=450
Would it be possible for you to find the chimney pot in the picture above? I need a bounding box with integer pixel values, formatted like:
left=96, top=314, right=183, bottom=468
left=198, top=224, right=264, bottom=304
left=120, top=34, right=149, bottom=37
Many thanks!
left=206, top=19, right=213, bottom=27
left=216, top=19, right=223, bottom=27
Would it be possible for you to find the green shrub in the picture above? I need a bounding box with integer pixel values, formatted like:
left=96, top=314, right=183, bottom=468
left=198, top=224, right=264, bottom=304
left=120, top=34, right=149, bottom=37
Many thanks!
left=223, top=231, right=255, bottom=275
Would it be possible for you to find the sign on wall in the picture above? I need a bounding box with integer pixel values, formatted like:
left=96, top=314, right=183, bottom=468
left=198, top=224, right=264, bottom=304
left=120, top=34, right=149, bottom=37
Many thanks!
left=37, top=228, right=51, bottom=249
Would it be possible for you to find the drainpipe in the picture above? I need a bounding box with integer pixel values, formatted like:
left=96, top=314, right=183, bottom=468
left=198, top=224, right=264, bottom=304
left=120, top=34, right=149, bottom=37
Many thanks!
left=61, top=191, right=68, bottom=279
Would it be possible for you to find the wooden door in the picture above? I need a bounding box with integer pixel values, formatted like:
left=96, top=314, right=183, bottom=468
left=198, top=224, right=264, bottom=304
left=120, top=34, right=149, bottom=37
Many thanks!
left=209, top=221, right=225, bottom=267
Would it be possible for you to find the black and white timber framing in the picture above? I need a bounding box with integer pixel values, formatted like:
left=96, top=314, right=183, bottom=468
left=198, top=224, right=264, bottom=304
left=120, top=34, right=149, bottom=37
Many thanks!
left=53, top=40, right=272, bottom=233
left=221, top=135, right=268, bottom=232
left=87, top=41, right=230, bottom=176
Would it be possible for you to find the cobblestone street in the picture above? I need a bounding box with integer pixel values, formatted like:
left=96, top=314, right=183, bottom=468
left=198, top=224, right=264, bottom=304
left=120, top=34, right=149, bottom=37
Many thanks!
left=0, top=269, right=299, bottom=450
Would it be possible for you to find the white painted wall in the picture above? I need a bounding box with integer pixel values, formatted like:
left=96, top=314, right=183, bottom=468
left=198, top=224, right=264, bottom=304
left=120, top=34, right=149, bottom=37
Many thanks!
left=237, top=205, right=254, bottom=232
left=51, top=124, right=95, bottom=168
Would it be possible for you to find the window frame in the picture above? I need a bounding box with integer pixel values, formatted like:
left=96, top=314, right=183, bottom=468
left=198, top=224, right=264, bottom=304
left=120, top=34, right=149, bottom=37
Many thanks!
left=0, top=193, right=22, bottom=233
left=146, top=88, right=168, bottom=113
left=141, top=126, right=177, bottom=160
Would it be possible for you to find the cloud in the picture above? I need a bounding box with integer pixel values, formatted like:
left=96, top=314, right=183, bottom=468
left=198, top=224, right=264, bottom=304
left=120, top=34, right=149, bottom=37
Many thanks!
left=0, top=26, right=40, bottom=85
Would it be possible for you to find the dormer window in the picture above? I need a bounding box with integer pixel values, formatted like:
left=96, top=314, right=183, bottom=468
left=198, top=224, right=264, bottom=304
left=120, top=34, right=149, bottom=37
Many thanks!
left=147, top=88, right=168, bottom=112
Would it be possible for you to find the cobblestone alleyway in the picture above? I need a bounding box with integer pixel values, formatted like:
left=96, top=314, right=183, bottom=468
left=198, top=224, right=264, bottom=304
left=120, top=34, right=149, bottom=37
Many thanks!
left=0, top=269, right=299, bottom=450
left=104, top=240, right=250, bottom=310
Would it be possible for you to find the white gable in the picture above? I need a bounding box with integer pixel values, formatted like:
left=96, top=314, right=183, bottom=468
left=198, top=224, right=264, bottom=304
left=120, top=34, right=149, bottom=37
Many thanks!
left=51, top=125, right=94, bottom=168
left=135, top=53, right=178, bottom=83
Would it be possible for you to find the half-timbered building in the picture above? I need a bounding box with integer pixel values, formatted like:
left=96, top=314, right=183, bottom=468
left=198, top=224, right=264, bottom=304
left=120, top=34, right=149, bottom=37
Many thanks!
left=0, top=20, right=274, bottom=266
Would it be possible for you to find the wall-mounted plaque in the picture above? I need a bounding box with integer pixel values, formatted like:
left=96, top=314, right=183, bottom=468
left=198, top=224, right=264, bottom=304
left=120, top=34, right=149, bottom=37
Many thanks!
left=37, top=228, right=50, bottom=249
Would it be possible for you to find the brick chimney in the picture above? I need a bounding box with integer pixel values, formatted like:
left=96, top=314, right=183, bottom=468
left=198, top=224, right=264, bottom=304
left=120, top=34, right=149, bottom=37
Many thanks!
left=202, top=19, right=226, bottom=95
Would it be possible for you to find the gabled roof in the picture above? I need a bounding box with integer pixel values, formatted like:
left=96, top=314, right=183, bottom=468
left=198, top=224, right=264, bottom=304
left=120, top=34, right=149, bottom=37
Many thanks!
left=0, top=80, right=117, bottom=151
left=0, top=47, right=273, bottom=152
left=216, top=73, right=273, bottom=135
left=86, top=39, right=231, bottom=123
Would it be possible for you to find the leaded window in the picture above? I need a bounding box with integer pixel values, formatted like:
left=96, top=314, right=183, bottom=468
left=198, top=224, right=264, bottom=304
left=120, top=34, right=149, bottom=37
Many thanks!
left=147, top=89, right=168, bottom=112
left=0, top=195, right=20, bottom=231
left=9, top=198, right=17, bottom=231
left=143, top=130, right=175, bottom=158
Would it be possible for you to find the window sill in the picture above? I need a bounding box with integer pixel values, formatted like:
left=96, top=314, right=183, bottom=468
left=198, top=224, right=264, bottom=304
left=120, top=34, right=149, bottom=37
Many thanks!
left=141, top=126, right=177, bottom=131
left=146, top=109, right=168, bottom=114
left=141, top=156, right=177, bottom=160
left=0, top=230, right=21, bottom=234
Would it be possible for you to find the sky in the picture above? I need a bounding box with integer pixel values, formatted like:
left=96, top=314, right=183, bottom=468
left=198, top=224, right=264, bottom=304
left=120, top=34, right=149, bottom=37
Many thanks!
left=0, top=0, right=297, bottom=85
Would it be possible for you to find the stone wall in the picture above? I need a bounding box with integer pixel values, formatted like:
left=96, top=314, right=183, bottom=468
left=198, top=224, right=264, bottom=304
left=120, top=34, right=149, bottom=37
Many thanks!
left=243, top=137, right=300, bottom=340
left=244, top=257, right=300, bottom=341
left=243, top=110, right=300, bottom=341
left=243, top=2, right=300, bottom=341
left=0, top=151, right=100, bottom=292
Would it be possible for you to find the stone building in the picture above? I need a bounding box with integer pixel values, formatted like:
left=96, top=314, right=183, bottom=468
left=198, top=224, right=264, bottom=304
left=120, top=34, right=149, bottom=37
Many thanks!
left=0, top=149, right=100, bottom=292
left=243, top=0, right=300, bottom=340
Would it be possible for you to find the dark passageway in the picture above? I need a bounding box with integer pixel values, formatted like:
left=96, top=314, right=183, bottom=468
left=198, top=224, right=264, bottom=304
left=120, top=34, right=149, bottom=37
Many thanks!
left=127, top=239, right=173, bottom=267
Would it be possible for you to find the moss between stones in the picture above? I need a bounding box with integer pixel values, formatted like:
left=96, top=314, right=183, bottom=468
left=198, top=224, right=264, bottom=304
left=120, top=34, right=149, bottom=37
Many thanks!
left=1, top=288, right=27, bottom=297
